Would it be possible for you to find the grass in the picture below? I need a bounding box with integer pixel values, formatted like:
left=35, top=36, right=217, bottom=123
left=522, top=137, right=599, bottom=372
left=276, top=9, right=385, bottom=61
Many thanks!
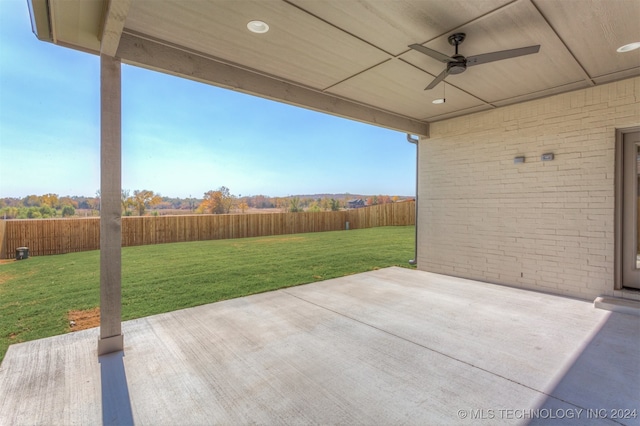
left=0, top=226, right=414, bottom=362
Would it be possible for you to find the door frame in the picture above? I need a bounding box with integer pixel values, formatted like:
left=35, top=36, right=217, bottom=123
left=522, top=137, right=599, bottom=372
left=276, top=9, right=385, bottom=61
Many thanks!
left=615, top=126, right=640, bottom=290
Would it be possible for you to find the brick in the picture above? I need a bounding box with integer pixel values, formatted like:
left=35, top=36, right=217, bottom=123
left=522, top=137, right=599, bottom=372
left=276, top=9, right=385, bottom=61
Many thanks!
left=418, top=76, right=639, bottom=300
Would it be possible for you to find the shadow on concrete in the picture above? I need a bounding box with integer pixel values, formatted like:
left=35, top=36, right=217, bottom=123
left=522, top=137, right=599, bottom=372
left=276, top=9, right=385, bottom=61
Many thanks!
left=99, top=351, right=134, bottom=426
left=532, top=312, right=640, bottom=425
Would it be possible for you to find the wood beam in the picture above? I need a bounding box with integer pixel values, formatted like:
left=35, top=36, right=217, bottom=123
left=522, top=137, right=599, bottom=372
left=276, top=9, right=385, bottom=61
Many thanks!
left=116, top=32, right=429, bottom=137
left=100, top=0, right=132, bottom=57
left=98, top=54, right=123, bottom=356
left=28, top=0, right=53, bottom=42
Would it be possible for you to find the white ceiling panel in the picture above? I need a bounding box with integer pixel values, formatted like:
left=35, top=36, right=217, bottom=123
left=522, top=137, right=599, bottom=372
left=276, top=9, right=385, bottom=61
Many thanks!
left=288, top=0, right=511, bottom=56
left=533, top=0, right=640, bottom=79
left=401, top=0, right=589, bottom=104
left=327, top=59, right=486, bottom=120
left=424, top=104, right=496, bottom=122
left=124, top=0, right=389, bottom=90
left=491, top=80, right=591, bottom=107
left=592, top=67, right=640, bottom=85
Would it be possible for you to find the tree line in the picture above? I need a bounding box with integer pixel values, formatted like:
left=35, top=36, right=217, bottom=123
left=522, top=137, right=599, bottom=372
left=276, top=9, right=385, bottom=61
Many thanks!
left=0, top=194, right=79, bottom=219
left=1, top=189, right=410, bottom=219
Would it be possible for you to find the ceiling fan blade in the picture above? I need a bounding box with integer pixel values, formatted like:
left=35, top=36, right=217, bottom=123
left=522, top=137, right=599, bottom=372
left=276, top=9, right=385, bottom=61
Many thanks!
left=466, top=45, right=540, bottom=67
left=425, top=68, right=449, bottom=90
left=408, top=44, right=451, bottom=63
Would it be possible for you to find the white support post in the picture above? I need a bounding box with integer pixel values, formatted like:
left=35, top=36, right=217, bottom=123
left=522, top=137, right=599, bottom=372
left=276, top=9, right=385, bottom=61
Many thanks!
left=98, top=53, right=123, bottom=355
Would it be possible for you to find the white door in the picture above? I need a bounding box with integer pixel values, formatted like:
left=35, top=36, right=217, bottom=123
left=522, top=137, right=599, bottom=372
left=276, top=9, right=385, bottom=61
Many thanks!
left=622, top=131, right=640, bottom=289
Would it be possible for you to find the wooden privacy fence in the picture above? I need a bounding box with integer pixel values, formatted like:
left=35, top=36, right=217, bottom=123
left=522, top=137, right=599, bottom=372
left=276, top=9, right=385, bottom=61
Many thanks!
left=0, top=201, right=414, bottom=258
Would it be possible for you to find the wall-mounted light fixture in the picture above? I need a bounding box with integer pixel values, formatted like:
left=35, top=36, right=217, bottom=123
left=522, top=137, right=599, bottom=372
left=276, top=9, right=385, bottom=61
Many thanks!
left=514, top=156, right=525, bottom=164
left=541, top=153, right=554, bottom=161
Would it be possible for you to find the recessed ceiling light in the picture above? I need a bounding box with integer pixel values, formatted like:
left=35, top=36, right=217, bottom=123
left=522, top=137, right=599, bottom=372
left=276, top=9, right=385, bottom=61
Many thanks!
left=616, top=42, right=640, bottom=53
left=432, top=98, right=446, bottom=104
left=247, top=20, right=269, bottom=34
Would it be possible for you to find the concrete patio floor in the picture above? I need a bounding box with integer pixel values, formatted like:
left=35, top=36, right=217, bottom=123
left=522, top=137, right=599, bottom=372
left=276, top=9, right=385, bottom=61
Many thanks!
left=1, top=267, right=639, bottom=425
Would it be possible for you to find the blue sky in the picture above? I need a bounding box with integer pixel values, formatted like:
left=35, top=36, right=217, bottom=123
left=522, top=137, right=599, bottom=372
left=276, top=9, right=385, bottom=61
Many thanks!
left=0, top=0, right=416, bottom=199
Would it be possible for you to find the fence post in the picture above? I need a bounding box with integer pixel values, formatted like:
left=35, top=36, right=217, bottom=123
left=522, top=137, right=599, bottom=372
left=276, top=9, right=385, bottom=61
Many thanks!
left=0, top=220, right=6, bottom=259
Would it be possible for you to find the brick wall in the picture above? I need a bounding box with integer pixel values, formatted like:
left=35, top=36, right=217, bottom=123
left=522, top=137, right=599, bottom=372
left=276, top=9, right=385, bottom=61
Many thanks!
left=418, top=77, right=640, bottom=300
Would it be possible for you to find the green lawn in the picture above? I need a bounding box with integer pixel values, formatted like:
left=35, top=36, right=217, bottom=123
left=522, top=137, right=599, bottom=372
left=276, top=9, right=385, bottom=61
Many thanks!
left=0, top=226, right=414, bottom=362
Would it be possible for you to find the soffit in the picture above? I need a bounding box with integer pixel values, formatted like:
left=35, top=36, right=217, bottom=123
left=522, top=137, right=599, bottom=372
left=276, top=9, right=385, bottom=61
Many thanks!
left=39, top=0, right=640, bottom=136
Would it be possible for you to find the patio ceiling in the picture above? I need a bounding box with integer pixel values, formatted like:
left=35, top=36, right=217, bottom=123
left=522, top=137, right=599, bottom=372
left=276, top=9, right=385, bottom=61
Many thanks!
left=30, top=0, right=640, bottom=136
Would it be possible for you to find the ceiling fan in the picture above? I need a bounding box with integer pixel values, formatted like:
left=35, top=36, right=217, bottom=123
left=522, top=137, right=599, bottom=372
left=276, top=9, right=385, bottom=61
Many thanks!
left=409, top=33, right=540, bottom=90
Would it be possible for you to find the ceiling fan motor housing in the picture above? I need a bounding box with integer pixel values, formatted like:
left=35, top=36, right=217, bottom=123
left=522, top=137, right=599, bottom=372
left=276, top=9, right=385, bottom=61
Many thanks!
left=448, top=55, right=467, bottom=74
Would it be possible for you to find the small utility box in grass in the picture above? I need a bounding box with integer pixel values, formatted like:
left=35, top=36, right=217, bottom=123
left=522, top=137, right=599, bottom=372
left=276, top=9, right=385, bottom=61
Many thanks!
left=16, top=247, right=29, bottom=260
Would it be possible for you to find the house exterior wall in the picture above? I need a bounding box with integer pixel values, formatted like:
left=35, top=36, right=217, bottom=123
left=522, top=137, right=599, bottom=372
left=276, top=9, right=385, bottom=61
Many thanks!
left=417, top=76, right=640, bottom=300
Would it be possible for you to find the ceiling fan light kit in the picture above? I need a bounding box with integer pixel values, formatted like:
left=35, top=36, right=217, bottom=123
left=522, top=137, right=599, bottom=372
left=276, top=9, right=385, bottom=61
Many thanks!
left=409, top=33, right=541, bottom=91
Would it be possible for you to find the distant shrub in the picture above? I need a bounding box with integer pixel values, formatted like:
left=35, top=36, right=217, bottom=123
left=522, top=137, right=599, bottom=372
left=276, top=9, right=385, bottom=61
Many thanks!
left=61, top=205, right=76, bottom=217
left=0, top=207, right=19, bottom=219
left=289, top=197, right=302, bottom=213
left=26, top=207, right=42, bottom=219
left=38, top=205, right=57, bottom=218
